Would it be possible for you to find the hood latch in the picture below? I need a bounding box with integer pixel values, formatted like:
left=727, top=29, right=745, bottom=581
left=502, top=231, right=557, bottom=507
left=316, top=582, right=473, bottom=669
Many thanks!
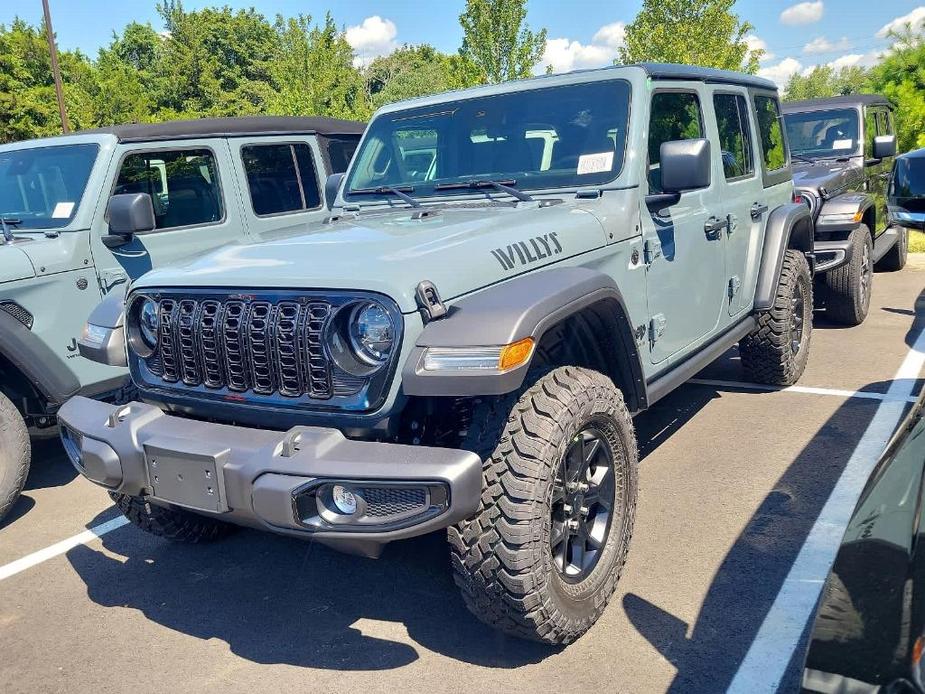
left=415, top=280, right=447, bottom=324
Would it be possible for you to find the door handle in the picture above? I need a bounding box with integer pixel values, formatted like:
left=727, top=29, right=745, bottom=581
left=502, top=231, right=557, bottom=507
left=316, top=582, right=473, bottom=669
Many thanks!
left=750, top=202, right=769, bottom=219
left=704, top=216, right=728, bottom=239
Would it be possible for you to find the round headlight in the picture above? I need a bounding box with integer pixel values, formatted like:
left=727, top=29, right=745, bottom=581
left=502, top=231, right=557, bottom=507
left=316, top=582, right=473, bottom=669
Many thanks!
left=349, top=302, right=394, bottom=364
left=139, top=299, right=159, bottom=349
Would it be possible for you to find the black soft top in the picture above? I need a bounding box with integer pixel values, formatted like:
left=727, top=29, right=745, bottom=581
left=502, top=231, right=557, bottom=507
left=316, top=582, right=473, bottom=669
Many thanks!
left=80, top=116, right=365, bottom=143
left=783, top=94, right=892, bottom=113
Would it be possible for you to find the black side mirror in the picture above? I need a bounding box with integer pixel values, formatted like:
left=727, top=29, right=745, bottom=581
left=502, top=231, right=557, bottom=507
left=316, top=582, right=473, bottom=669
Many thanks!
left=660, top=139, right=712, bottom=193
left=325, top=173, right=345, bottom=211
left=104, top=193, right=155, bottom=247
left=873, top=135, right=897, bottom=161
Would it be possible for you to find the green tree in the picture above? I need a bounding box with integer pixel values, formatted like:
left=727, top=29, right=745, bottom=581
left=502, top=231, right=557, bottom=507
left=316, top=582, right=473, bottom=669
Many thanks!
left=265, top=13, right=365, bottom=120
left=458, top=0, right=546, bottom=83
left=784, top=65, right=869, bottom=101
left=868, top=28, right=925, bottom=153
left=619, top=0, right=762, bottom=73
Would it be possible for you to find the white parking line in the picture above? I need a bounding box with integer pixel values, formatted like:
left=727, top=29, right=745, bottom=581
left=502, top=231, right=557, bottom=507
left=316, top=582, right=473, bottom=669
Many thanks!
left=0, top=515, right=129, bottom=582
left=688, top=378, right=920, bottom=403
left=728, top=326, right=925, bottom=693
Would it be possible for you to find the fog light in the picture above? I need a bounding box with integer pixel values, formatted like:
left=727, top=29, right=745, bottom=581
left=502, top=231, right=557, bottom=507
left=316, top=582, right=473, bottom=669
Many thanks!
left=332, top=484, right=358, bottom=515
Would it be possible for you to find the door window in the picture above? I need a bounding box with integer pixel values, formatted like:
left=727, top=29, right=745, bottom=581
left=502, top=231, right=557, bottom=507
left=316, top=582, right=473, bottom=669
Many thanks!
left=114, top=149, right=222, bottom=230
left=241, top=143, right=321, bottom=216
left=753, top=96, right=787, bottom=171
left=648, top=92, right=704, bottom=192
left=714, top=93, right=755, bottom=180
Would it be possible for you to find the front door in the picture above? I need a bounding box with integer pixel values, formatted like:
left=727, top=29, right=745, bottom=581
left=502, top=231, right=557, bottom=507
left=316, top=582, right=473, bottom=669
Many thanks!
left=643, top=88, right=728, bottom=365
left=710, top=89, right=767, bottom=316
left=89, top=139, right=247, bottom=295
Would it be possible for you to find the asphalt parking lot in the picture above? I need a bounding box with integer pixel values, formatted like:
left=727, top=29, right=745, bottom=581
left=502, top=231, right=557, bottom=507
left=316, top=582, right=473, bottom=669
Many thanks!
left=2, top=264, right=925, bottom=694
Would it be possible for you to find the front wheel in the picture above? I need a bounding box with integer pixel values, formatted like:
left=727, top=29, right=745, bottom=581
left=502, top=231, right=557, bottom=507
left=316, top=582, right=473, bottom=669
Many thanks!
left=824, top=225, right=873, bottom=325
left=448, top=366, right=638, bottom=644
left=0, top=391, right=31, bottom=523
left=740, top=249, right=813, bottom=386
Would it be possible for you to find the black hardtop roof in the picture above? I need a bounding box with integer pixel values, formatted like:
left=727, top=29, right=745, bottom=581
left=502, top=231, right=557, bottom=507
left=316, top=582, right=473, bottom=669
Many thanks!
left=633, top=62, right=778, bottom=91
left=783, top=94, right=893, bottom=112
left=79, top=116, right=365, bottom=143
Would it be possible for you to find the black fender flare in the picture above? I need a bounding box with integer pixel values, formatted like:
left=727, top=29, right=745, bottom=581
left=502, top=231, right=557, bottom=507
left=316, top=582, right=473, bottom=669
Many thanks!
left=817, top=191, right=875, bottom=232
left=754, top=203, right=814, bottom=311
left=401, top=266, right=647, bottom=409
left=0, top=310, right=80, bottom=406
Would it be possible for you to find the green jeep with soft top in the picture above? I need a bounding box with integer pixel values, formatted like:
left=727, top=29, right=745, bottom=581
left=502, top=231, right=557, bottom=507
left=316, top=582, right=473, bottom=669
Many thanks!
left=61, top=64, right=814, bottom=644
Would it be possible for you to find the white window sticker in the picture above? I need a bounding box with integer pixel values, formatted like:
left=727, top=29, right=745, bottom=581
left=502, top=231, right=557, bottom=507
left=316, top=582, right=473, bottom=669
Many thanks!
left=577, top=151, right=614, bottom=175
left=832, top=139, right=854, bottom=149
left=52, top=202, right=75, bottom=218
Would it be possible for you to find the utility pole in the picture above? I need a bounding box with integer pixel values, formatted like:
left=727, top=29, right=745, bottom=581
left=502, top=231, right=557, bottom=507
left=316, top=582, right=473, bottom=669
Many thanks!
left=41, top=0, right=70, bottom=134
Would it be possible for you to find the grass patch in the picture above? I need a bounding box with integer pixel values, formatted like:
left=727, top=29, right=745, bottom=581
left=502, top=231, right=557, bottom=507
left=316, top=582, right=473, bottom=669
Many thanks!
left=910, top=230, right=925, bottom=254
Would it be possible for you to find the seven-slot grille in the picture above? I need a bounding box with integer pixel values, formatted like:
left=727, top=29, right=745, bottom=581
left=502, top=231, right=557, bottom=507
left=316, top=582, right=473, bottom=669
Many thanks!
left=146, top=296, right=333, bottom=399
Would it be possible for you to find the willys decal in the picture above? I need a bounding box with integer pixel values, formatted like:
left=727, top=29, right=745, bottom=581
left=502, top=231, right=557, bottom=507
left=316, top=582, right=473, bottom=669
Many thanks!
left=491, top=232, right=562, bottom=271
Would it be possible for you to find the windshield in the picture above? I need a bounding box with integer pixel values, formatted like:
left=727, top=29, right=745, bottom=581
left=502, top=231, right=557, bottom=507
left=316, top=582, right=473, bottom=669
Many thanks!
left=784, top=108, right=860, bottom=159
left=891, top=157, right=925, bottom=198
left=0, top=143, right=99, bottom=229
left=345, top=80, right=631, bottom=200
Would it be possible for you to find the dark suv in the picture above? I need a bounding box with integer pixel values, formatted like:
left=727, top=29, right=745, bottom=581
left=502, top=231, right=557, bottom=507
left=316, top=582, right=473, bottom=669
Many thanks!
left=783, top=95, right=902, bottom=326
left=889, top=147, right=925, bottom=231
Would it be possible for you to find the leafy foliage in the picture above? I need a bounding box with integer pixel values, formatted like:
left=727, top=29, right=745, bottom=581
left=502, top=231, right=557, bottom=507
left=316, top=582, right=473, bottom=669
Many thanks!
left=458, top=0, right=546, bottom=83
left=619, top=0, right=762, bottom=73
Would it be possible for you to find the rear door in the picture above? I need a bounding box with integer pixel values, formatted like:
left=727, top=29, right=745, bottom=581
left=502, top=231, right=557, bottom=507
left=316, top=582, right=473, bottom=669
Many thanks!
left=642, top=86, right=728, bottom=365
left=710, top=89, right=765, bottom=316
left=872, top=107, right=896, bottom=236
left=89, top=139, right=246, bottom=294
left=228, top=136, right=330, bottom=242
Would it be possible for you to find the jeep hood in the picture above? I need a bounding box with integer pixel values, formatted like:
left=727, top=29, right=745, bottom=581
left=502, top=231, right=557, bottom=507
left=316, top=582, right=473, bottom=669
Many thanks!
left=0, top=244, right=35, bottom=283
left=792, top=160, right=862, bottom=192
left=133, top=203, right=612, bottom=313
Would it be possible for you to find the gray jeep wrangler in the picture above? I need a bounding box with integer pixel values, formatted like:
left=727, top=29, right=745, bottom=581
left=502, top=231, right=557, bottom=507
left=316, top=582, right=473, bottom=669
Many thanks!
left=60, top=64, right=814, bottom=644
left=783, top=95, right=902, bottom=326
left=0, top=117, right=364, bottom=522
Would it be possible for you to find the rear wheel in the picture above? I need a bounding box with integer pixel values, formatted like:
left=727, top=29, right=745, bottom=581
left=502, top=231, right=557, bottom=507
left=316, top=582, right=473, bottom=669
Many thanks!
left=448, top=366, right=638, bottom=644
left=111, top=492, right=237, bottom=543
left=824, top=225, right=873, bottom=325
left=875, top=226, right=908, bottom=272
left=0, top=392, right=30, bottom=523
left=740, top=249, right=813, bottom=386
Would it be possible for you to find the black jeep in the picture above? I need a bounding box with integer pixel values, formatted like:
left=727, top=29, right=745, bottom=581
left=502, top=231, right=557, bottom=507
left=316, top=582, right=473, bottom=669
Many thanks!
left=783, top=95, right=903, bottom=326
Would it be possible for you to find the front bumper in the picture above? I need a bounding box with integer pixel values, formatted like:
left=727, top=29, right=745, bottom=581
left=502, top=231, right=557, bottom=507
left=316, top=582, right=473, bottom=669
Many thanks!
left=58, top=397, right=482, bottom=557
left=892, top=210, right=925, bottom=230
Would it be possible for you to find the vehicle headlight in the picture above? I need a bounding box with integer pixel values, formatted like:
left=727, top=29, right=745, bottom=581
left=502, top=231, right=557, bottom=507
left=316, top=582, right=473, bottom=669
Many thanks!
left=139, top=299, right=159, bottom=349
left=349, top=302, right=394, bottom=364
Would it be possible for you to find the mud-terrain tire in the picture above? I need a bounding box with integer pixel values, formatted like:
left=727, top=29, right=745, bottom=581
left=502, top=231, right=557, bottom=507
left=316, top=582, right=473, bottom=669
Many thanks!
left=876, top=226, right=908, bottom=272
left=111, top=492, right=237, bottom=543
left=824, top=225, right=873, bottom=325
left=740, top=249, right=813, bottom=386
left=0, top=392, right=30, bottom=523
left=448, top=366, right=638, bottom=645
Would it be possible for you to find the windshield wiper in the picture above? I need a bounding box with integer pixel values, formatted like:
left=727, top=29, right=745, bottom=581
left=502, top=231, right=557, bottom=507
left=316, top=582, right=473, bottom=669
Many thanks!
left=434, top=179, right=534, bottom=203
left=0, top=217, right=22, bottom=244
left=791, top=153, right=817, bottom=164
left=350, top=185, right=421, bottom=208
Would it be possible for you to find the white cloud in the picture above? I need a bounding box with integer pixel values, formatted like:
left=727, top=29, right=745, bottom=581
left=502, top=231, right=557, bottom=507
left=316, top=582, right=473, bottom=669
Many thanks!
left=780, top=1, right=824, bottom=26
left=758, top=57, right=803, bottom=87
left=744, top=34, right=774, bottom=61
left=345, top=16, right=398, bottom=67
left=541, top=21, right=626, bottom=74
left=828, top=53, right=864, bottom=70
left=803, top=35, right=852, bottom=54
left=877, top=6, right=925, bottom=38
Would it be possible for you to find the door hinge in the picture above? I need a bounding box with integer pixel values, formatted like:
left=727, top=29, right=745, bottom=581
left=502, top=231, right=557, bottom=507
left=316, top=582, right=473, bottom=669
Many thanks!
left=728, top=276, right=741, bottom=300
left=649, top=314, right=667, bottom=344
left=644, top=238, right=662, bottom=265
left=99, top=269, right=127, bottom=292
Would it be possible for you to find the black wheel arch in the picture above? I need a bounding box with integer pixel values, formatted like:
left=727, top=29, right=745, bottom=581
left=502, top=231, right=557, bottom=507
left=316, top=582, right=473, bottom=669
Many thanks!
left=401, top=267, right=648, bottom=412
left=754, top=202, right=815, bottom=311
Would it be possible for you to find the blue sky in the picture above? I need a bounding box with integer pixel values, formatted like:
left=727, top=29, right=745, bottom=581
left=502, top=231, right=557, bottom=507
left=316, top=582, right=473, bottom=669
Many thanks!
left=4, top=1, right=925, bottom=86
